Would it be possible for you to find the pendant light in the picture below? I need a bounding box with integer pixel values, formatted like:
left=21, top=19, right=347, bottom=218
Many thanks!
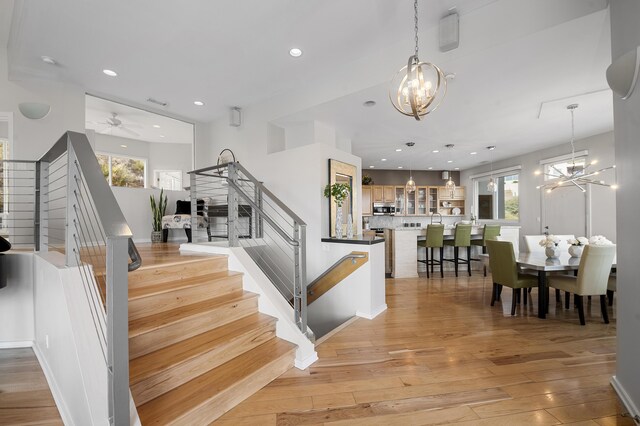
left=486, top=146, right=497, bottom=192
left=535, top=104, right=617, bottom=193
left=389, top=0, right=447, bottom=121
left=444, top=144, right=456, bottom=191
left=405, top=142, right=417, bottom=193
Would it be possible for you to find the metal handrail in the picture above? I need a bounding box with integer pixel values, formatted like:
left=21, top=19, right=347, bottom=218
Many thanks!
left=227, top=179, right=298, bottom=247
left=307, top=253, right=367, bottom=294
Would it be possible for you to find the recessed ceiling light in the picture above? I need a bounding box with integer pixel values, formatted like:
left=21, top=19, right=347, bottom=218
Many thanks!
left=395, top=148, right=402, bottom=152
left=289, top=48, right=303, bottom=57
left=120, top=144, right=127, bottom=148
left=103, top=69, right=118, bottom=77
left=454, top=167, right=460, bottom=170
left=398, top=166, right=403, bottom=169
left=159, top=135, right=165, bottom=138
left=428, top=167, right=433, bottom=170
left=363, top=100, right=376, bottom=107
left=369, top=165, right=375, bottom=168
left=153, top=124, right=160, bottom=128
left=432, top=150, right=439, bottom=153
left=447, top=160, right=453, bottom=163
left=470, top=152, right=477, bottom=155
left=381, top=158, right=387, bottom=161
left=193, top=101, right=205, bottom=106
left=41, top=56, right=57, bottom=65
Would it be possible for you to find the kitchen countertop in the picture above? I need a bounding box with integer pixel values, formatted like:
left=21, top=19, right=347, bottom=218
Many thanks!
left=322, top=235, right=385, bottom=245
left=389, top=225, right=520, bottom=231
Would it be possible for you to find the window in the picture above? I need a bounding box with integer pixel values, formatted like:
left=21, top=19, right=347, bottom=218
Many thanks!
left=154, top=170, right=183, bottom=191
left=475, top=172, right=519, bottom=221
left=97, top=153, right=146, bottom=188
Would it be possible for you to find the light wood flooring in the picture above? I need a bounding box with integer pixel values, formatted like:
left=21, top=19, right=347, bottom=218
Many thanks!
left=0, top=348, right=62, bottom=425
left=216, top=271, right=632, bottom=425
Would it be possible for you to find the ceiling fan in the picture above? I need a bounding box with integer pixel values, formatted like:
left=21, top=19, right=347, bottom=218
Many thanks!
left=88, top=112, right=142, bottom=137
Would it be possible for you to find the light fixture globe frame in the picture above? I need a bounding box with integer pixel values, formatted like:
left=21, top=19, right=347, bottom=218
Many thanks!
left=390, top=56, right=447, bottom=121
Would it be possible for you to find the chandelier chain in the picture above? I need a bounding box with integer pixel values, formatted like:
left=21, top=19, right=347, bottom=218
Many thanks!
left=570, top=107, right=576, bottom=167
left=414, top=0, right=419, bottom=56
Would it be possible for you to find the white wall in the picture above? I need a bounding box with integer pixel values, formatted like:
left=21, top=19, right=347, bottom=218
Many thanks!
left=0, top=253, right=34, bottom=346
left=461, top=131, right=616, bottom=246
left=610, top=0, right=640, bottom=418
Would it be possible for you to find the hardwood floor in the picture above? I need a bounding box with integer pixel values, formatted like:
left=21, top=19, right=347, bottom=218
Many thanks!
left=216, top=272, right=633, bottom=425
left=0, top=348, right=62, bottom=425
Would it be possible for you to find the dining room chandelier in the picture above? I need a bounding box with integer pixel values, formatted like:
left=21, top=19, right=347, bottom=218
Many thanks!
left=405, top=142, right=417, bottom=193
left=389, top=0, right=447, bottom=121
left=486, top=146, right=497, bottom=192
left=535, top=104, right=618, bottom=193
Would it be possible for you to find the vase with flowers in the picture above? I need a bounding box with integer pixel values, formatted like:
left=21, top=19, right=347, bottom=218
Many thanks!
left=589, top=235, right=614, bottom=246
left=539, top=235, right=561, bottom=258
left=324, top=183, right=351, bottom=238
left=567, top=236, right=589, bottom=257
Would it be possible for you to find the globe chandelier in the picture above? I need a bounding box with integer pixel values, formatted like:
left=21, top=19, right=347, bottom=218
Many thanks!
left=535, top=104, right=618, bottom=193
left=444, top=144, right=456, bottom=192
left=389, top=0, right=447, bottom=120
left=405, top=142, right=416, bottom=193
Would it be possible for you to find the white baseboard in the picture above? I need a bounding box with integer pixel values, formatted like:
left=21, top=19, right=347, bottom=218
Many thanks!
left=356, top=304, right=387, bottom=320
left=611, top=375, right=640, bottom=423
left=32, top=343, right=75, bottom=426
left=295, top=351, right=319, bottom=370
left=0, top=340, right=33, bottom=349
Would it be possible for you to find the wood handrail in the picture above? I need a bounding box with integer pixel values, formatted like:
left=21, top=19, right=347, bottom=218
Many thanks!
left=306, top=251, right=369, bottom=305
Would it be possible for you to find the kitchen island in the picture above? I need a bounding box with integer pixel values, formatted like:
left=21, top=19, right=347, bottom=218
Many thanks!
left=389, top=225, right=520, bottom=278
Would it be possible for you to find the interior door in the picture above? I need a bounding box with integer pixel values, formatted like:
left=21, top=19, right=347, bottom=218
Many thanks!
left=542, top=188, right=586, bottom=237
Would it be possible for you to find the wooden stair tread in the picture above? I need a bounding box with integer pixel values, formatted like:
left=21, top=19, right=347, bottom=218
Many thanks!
left=128, top=271, right=243, bottom=301
left=133, top=253, right=227, bottom=271
left=128, top=291, right=256, bottom=338
left=137, top=338, right=296, bottom=425
left=130, top=313, right=275, bottom=384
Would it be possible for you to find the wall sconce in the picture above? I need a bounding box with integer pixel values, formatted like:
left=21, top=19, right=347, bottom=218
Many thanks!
left=229, top=106, right=242, bottom=127
left=18, top=102, right=51, bottom=120
left=606, top=46, right=640, bottom=100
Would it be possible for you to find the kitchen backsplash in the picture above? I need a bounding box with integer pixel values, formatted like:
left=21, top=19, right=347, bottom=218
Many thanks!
left=367, top=215, right=462, bottom=229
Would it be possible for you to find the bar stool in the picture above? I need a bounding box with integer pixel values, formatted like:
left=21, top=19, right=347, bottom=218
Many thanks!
left=417, top=224, right=445, bottom=278
left=443, top=224, right=472, bottom=277
left=471, top=225, right=501, bottom=276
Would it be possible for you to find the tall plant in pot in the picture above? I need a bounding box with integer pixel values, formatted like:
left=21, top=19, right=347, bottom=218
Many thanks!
left=150, top=189, right=167, bottom=243
left=324, top=183, right=351, bottom=238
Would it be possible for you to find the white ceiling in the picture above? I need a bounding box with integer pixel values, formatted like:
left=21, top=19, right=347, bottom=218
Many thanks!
left=6, top=0, right=614, bottom=170
left=85, top=95, right=193, bottom=145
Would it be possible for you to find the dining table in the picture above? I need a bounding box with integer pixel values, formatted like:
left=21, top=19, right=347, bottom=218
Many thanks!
left=481, top=251, right=617, bottom=319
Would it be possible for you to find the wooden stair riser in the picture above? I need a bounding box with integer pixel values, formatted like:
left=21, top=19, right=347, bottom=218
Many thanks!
left=129, top=295, right=258, bottom=359
left=137, top=339, right=296, bottom=425
left=128, top=257, right=229, bottom=289
left=170, top=345, right=295, bottom=425
left=128, top=274, right=243, bottom=321
left=131, top=319, right=276, bottom=405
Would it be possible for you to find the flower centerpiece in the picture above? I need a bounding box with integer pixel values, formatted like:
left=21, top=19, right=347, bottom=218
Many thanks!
left=324, top=183, right=351, bottom=238
left=589, top=235, right=614, bottom=246
left=567, top=236, right=589, bottom=258
left=539, top=234, right=561, bottom=258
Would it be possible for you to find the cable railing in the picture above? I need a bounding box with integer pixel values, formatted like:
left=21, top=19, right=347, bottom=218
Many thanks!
left=189, top=162, right=312, bottom=341
left=0, top=160, right=37, bottom=248
left=35, top=131, right=139, bottom=426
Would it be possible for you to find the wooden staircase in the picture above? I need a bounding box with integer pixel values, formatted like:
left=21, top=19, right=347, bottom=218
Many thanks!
left=126, top=254, right=296, bottom=425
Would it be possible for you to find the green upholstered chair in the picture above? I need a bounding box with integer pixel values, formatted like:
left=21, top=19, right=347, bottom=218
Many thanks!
left=417, top=224, right=445, bottom=278
left=486, top=240, right=538, bottom=315
left=471, top=225, right=501, bottom=276
left=443, top=224, right=472, bottom=277
left=548, top=244, right=615, bottom=325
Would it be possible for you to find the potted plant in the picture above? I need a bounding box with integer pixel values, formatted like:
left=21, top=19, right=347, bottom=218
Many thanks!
left=150, top=189, right=167, bottom=243
left=567, top=236, right=589, bottom=257
left=362, top=174, right=373, bottom=185
left=539, top=234, right=561, bottom=258
left=324, top=183, right=351, bottom=238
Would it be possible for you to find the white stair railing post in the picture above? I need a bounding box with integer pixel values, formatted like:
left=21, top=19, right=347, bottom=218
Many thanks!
left=227, top=163, right=239, bottom=247
left=35, top=160, right=49, bottom=252
left=106, top=236, right=130, bottom=426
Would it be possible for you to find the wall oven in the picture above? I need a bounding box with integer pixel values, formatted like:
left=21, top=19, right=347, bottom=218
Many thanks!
left=373, top=203, right=395, bottom=216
